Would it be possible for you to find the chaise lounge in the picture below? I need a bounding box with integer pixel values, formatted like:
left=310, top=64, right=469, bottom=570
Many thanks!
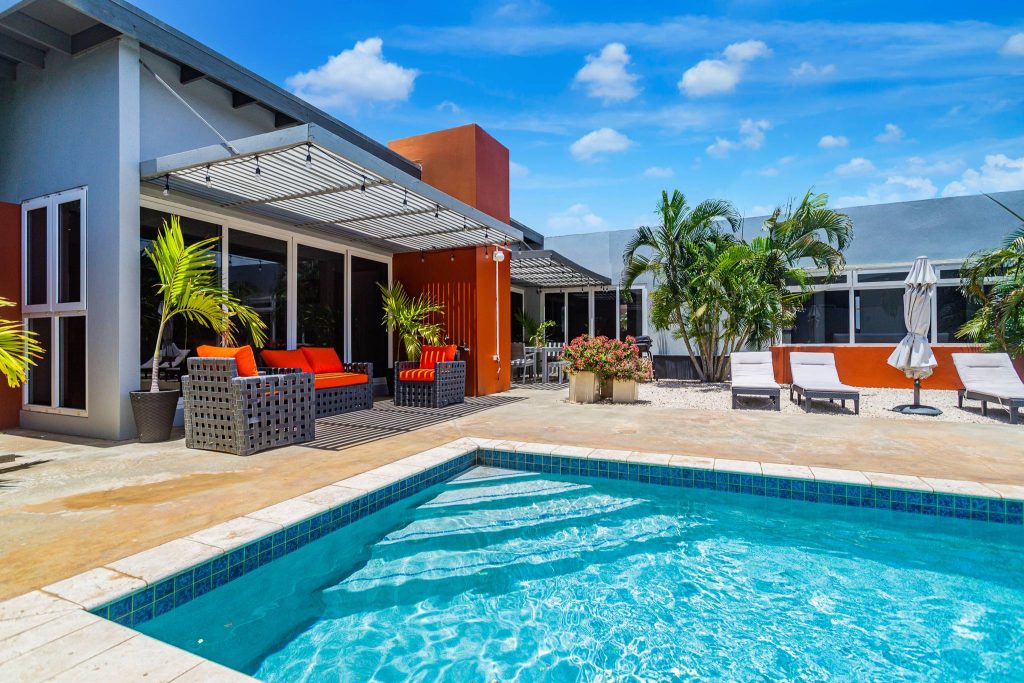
left=952, top=352, right=1024, bottom=425
left=789, top=351, right=860, bottom=414
left=395, top=344, right=466, bottom=408
left=261, top=347, right=373, bottom=418
left=730, top=351, right=781, bottom=410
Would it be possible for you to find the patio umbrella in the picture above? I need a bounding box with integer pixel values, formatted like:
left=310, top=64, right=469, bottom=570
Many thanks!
left=887, top=256, right=941, bottom=416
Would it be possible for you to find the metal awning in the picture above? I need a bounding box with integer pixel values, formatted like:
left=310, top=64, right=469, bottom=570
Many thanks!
left=510, top=250, right=611, bottom=289
left=139, top=123, right=522, bottom=252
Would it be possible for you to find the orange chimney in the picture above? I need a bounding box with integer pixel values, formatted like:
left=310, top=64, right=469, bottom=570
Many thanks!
left=388, top=124, right=510, bottom=224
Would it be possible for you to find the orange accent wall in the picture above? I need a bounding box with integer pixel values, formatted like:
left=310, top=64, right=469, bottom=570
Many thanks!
left=770, top=344, right=989, bottom=390
left=0, top=202, right=21, bottom=429
left=393, top=247, right=511, bottom=397
left=388, top=124, right=510, bottom=224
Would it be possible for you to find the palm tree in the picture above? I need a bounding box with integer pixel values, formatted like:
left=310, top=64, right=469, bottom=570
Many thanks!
left=144, top=216, right=266, bottom=392
left=958, top=222, right=1024, bottom=356
left=514, top=309, right=556, bottom=348
left=622, top=190, right=742, bottom=381
left=379, top=282, right=444, bottom=362
left=0, top=298, right=43, bottom=388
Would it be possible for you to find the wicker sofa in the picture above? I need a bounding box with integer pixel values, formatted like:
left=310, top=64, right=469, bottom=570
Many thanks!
left=182, top=357, right=315, bottom=456
left=394, top=344, right=466, bottom=408
left=261, top=348, right=373, bottom=418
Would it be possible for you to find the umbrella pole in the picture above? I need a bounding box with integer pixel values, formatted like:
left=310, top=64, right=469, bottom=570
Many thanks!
left=914, top=379, right=921, bottom=406
left=894, top=377, right=942, bottom=416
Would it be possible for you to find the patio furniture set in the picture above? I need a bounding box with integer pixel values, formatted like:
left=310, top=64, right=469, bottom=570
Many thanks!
left=730, top=351, right=1023, bottom=423
left=182, top=344, right=465, bottom=456
left=511, top=342, right=567, bottom=384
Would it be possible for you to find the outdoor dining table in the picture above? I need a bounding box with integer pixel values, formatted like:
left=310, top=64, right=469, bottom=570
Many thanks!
left=526, top=344, right=564, bottom=383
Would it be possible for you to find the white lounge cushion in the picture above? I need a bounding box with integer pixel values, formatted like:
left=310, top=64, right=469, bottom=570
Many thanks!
left=953, top=353, right=1024, bottom=400
left=731, top=352, right=779, bottom=389
left=790, top=352, right=859, bottom=394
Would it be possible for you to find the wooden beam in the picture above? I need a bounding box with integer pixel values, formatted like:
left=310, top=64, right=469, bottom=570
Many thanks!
left=1, top=12, right=72, bottom=53
left=70, top=23, right=120, bottom=54
left=0, top=32, right=44, bottom=68
left=231, top=90, right=256, bottom=108
left=178, top=63, right=204, bottom=84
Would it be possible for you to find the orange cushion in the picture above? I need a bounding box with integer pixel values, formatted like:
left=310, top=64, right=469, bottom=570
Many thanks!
left=196, top=345, right=258, bottom=377
left=399, top=368, right=435, bottom=382
left=260, top=349, right=313, bottom=373
left=301, top=347, right=344, bottom=374
left=315, top=372, right=369, bottom=390
left=419, top=345, right=457, bottom=370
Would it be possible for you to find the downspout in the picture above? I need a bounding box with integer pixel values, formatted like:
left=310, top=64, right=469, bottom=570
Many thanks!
left=492, top=246, right=508, bottom=375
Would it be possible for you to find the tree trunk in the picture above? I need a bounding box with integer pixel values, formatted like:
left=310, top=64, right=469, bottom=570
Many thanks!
left=149, top=315, right=168, bottom=393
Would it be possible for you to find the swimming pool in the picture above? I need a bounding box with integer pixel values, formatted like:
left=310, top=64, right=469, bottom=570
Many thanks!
left=136, top=463, right=1024, bottom=681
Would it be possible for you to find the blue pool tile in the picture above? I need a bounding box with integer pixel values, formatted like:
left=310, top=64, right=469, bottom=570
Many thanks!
left=131, top=604, right=154, bottom=626
left=155, top=594, right=175, bottom=616
left=109, top=596, right=133, bottom=621
left=174, top=586, right=194, bottom=607
left=212, top=570, right=229, bottom=588
left=244, top=543, right=259, bottom=560
left=244, top=556, right=258, bottom=573
left=132, top=587, right=154, bottom=611
left=212, top=555, right=229, bottom=573
left=258, top=537, right=273, bottom=554
left=273, top=531, right=287, bottom=546
left=228, top=548, right=245, bottom=566
left=155, top=578, right=175, bottom=600
left=228, top=564, right=243, bottom=580
left=1006, top=501, right=1023, bottom=516
left=194, top=576, right=213, bottom=597
left=112, top=611, right=132, bottom=626
left=174, top=573, right=192, bottom=592
left=194, top=562, right=212, bottom=581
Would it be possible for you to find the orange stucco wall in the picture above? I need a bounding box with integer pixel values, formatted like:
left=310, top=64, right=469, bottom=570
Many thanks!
left=0, top=202, right=21, bottom=429
left=393, top=246, right=511, bottom=396
left=388, top=124, right=511, bottom=224
left=770, top=344, right=990, bottom=390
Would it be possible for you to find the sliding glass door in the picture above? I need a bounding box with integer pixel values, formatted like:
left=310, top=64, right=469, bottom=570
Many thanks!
left=228, top=229, right=288, bottom=350
left=296, top=244, right=345, bottom=358
left=350, top=255, right=389, bottom=378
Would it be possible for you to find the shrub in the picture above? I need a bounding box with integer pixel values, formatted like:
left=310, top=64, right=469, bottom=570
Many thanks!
left=562, top=334, right=653, bottom=383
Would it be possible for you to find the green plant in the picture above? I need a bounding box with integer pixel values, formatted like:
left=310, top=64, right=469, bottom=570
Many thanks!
left=514, top=309, right=556, bottom=348
left=957, top=221, right=1024, bottom=356
left=143, top=216, right=266, bottom=392
left=622, top=189, right=851, bottom=382
left=0, top=298, right=43, bottom=388
left=379, top=282, right=444, bottom=362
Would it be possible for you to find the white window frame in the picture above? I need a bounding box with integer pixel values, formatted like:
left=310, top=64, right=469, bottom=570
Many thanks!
left=538, top=285, right=648, bottom=344
left=21, top=187, right=89, bottom=416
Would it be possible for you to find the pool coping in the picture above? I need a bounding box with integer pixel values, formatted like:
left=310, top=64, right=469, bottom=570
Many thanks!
left=2, top=437, right=1021, bottom=682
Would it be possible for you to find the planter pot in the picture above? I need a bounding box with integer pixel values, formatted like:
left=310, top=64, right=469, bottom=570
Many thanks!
left=130, top=390, right=180, bottom=443
left=568, top=371, right=600, bottom=404
left=612, top=379, right=639, bottom=404
left=599, top=378, right=613, bottom=399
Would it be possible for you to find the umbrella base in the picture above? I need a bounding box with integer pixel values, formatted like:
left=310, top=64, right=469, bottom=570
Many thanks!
left=893, top=404, right=943, bottom=416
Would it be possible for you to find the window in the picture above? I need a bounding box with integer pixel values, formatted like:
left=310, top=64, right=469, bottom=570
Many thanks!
left=543, top=293, right=565, bottom=344
left=139, top=209, right=221, bottom=393
left=593, top=290, right=616, bottom=338
left=855, top=289, right=906, bottom=343
left=296, top=244, right=345, bottom=356
left=22, top=188, right=87, bottom=413
left=567, top=292, right=589, bottom=341
left=790, top=291, right=850, bottom=343
left=936, top=285, right=983, bottom=343
left=228, top=229, right=288, bottom=350
left=619, top=288, right=643, bottom=340
left=350, top=256, right=389, bottom=378
left=510, top=290, right=524, bottom=343
left=857, top=271, right=909, bottom=284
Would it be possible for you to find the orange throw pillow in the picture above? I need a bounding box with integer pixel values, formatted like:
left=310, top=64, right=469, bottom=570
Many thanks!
left=419, top=345, right=457, bottom=370
left=301, top=347, right=344, bottom=374
left=196, top=345, right=258, bottom=377
left=399, top=368, right=435, bottom=382
left=260, top=349, right=313, bottom=373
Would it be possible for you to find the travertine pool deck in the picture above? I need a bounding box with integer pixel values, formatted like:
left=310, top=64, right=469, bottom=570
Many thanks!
left=1, top=385, right=1022, bottom=606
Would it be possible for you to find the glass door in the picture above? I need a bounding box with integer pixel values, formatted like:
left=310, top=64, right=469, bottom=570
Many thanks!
left=296, top=244, right=345, bottom=358
left=350, top=255, right=389, bottom=378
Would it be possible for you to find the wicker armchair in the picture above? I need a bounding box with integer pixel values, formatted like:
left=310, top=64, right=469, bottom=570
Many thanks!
left=394, top=360, right=466, bottom=408
left=182, top=357, right=315, bottom=456
left=315, top=362, right=374, bottom=418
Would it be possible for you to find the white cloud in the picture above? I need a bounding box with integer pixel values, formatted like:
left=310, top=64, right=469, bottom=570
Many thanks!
left=679, top=40, right=770, bottom=97
left=903, top=156, right=964, bottom=176
left=286, top=38, right=418, bottom=110
left=706, top=118, right=771, bottom=158
left=546, top=203, right=608, bottom=233
left=758, top=166, right=779, bottom=177
left=834, top=157, right=876, bottom=177
left=837, top=175, right=937, bottom=207
left=723, top=40, right=772, bottom=62
left=570, top=127, right=633, bottom=161
left=643, top=166, right=674, bottom=178
left=818, top=135, right=848, bottom=149
left=790, top=61, right=836, bottom=79
left=509, top=161, right=529, bottom=178
left=436, top=100, right=461, bottom=114
left=1000, top=33, right=1024, bottom=57
left=941, top=154, right=1024, bottom=197
left=573, top=42, right=640, bottom=103
left=874, top=123, right=905, bottom=143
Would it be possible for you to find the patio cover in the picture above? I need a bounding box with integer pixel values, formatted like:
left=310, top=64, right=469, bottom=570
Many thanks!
left=139, top=124, right=523, bottom=252
left=510, top=250, right=611, bottom=289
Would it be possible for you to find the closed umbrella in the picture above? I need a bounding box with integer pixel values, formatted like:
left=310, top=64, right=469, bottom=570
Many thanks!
left=887, top=256, right=941, bottom=415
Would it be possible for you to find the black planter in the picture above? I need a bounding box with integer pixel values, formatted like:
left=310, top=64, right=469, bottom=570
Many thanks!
left=129, top=390, right=180, bottom=443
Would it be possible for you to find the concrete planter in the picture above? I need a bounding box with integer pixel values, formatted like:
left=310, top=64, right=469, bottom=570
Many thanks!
left=568, top=371, right=600, bottom=404
left=599, top=378, right=613, bottom=399
left=612, top=379, right=639, bottom=404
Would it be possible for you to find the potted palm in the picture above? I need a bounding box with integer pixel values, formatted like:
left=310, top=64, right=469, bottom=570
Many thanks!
left=378, top=282, right=444, bottom=393
left=0, top=297, right=43, bottom=388
left=132, top=216, right=266, bottom=442
left=514, top=310, right=556, bottom=348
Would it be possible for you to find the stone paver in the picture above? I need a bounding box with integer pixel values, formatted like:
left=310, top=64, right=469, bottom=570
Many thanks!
left=42, top=568, right=146, bottom=610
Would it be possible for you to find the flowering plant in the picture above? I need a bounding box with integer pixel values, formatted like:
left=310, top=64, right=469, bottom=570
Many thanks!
left=562, top=334, right=653, bottom=383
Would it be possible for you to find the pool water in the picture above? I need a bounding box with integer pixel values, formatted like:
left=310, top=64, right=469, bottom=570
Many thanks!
left=140, top=466, right=1024, bottom=681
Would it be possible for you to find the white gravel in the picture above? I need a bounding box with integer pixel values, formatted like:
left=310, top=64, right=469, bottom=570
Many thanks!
left=600, top=380, right=1020, bottom=425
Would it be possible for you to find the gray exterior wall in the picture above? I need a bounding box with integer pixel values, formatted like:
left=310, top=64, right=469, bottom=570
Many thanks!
left=0, top=38, right=141, bottom=439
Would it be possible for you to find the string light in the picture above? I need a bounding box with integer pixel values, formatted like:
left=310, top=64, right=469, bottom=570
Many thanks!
left=403, top=189, right=408, bottom=206
left=204, top=164, right=211, bottom=188
left=254, top=154, right=262, bottom=177
left=420, top=252, right=425, bottom=263
left=162, top=174, right=170, bottom=196
left=360, top=174, right=367, bottom=192
left=434, top=204, right=440, bottom=218
left=450, top=250, right=455, bottom=262
left=305, top=143, right=313, bottom=170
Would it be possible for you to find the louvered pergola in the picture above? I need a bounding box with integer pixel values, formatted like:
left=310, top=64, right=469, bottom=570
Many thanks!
left=139, top=123, right=522, bottom=252
left=510, top=250, right=611, bottom=289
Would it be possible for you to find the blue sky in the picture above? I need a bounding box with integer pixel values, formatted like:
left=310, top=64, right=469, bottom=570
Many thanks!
left=135, top=1, right=1024, bottom=235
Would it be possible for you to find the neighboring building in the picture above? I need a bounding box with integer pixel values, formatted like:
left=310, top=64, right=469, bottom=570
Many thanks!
left=537, top=191, right=1024, bottom=359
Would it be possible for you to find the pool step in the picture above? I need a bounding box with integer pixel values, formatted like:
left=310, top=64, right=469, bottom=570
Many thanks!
left=417, top=477, right=592, bottom=512
left=446, top=466, right=539, bottom=486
